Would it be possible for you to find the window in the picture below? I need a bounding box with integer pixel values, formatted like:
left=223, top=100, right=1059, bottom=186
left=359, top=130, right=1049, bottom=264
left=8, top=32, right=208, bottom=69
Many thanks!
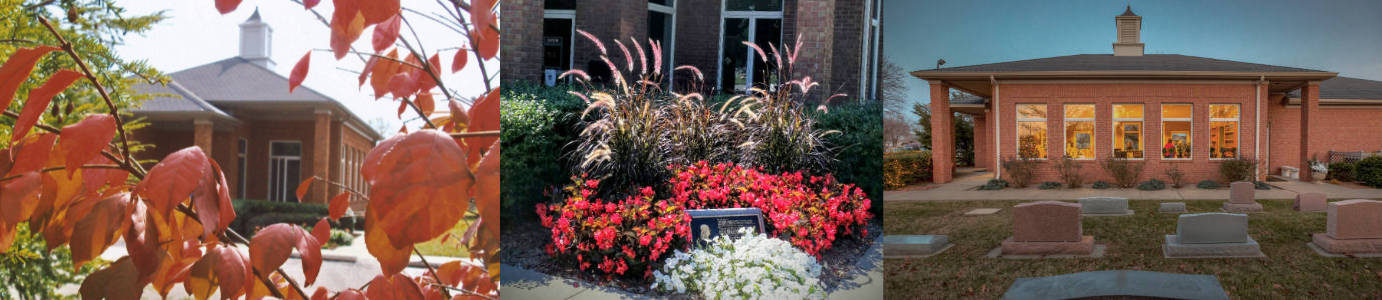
left=649, top=0, right=676, bottom=86
left=1112, top=104, right=1144, bottom=159
left=1016, top=104, right=1048, bottom=159
left=859, top=0, right=881, bottom=100
left=1161, top=104, right=1192, bottom=159
left=542, top=4, right=576, bottom=86
left=268, top=141, right=302, bottom=202
left=719, top=0, right=782, bottom=93
left=1063, top=104, right=1095, bottom=159
left=237, top=138, right=248, bottom=198
left=1209, top=104, right=1239, bottom=159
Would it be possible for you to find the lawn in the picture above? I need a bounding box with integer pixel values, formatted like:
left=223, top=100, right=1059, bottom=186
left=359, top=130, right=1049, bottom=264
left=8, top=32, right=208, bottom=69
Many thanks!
left=884, top=199, right=1382, bottom=299
left=413, top=215, right=477, bottom=257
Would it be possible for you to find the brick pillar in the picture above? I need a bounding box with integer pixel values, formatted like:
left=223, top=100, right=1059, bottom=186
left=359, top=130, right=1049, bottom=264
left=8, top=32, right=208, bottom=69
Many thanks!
left=499, top=0, right=543, bottom=84
left=973, top=113, right=987, bottom=170
left=312, top=109, right=332, bottom=203
left=930, top=82, right=954, bottom=183
left=1299, top=81, right=1319, bottom=182
left=792, top=0, right=835, bottom=103
left=194, top=118, right=213, bottom=156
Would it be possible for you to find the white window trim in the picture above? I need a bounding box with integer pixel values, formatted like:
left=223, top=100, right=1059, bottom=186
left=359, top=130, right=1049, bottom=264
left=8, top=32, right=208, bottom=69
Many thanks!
left=649, top=1, right=677, bottom=87
left=1062, top=104, right=1096, bottom=160
left=859, top=0, right=881, bottom=100
left=267, top=140, right=303, bottom=202
left=543, top=9, right=577, bottom=74
left=1161, top=104, right=1194, bottom=161
left=1015, top=104, right=1048, bottom=160
left=1111, top=104, right=1145, bottom=160
left=1209, top=104, right=1241, bottom=160
left=716, top=0, right=784, bottom=93
left=237, top=138, right=248, bottom=198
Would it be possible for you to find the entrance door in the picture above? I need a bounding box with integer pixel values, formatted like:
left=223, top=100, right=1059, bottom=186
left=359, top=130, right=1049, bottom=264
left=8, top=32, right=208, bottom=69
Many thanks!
left=268, top=141, right=302, bottom=202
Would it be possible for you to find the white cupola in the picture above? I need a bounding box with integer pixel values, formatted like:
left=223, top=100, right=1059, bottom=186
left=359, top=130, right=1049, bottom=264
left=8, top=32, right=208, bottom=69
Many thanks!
left=1113, top=5, right=1144, bottom=57
left=239, top=8, right=275, bottom=67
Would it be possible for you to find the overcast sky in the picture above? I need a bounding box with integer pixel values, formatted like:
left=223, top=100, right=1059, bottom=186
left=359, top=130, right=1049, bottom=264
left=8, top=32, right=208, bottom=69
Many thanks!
left=113, top=0, right=496, bottom=136
left=885, top=0, right=1382, bottom=117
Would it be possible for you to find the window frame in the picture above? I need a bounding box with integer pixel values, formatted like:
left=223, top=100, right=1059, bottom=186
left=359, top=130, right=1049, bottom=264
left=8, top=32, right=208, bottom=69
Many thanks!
left=237, top=138, right=248, bottom=198
left=716, top=0, right=784, bottom=93
left=1208, top=103, right=1240, bottom=160
left=1160, top=103, right=1194, bottom=160
left=542, top=9, right=576, bottom=86
left=1015, top=103, right=1049, bottom=160
left=859, top=0, right=881, bottom=100
left=648, top=1, right=677, bottom=87
left=1111, top=104, right=1145, bottom=160
left=267, top=140, right=303, bottom=202
left=1062, top=103, right=1096, bottom=160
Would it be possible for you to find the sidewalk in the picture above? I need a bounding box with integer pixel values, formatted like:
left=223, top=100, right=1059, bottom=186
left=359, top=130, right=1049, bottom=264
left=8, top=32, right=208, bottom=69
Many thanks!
left=885, top=168, right=1382, bottom=201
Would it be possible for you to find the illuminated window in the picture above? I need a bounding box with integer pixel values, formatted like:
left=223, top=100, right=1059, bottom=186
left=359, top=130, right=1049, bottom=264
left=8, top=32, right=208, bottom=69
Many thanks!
left=1016, top=104, right=1048, bottom=159
left=1113, top=104, right=1143, bottom=159
left=1064, top=104, right=1095, bottom=159
left=1209, top=104, right=1239, bottom=159
left=1161, top=104, right=1192, bottom=159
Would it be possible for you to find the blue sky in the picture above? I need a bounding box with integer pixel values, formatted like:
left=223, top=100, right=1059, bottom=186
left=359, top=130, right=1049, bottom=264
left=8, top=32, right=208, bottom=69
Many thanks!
left=884, top=0, right=1382, bottom=113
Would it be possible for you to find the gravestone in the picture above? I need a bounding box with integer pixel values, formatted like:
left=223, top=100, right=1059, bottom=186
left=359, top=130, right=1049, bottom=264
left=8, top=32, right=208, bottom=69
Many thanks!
left=1310, top=200, right=1382, bottom=255
left=1222, top=181, right=1263, bottom=212
left=883, top=235, right=951, bottom=258
left=1000, top=270, right=1229, bottom=300
left=1000, top=201, right=1094, bottom=255
left=964, top=208, right=1001, bottom=216
left=1080, top=197, right=1133, bottom=216
left=1159, top=202, right=1188, bottom=213
left=1164, top=213, right=1264, bottom=258
left=687, top=208, right=765, bottom=248
left=1294, top=193, right=1327, bottom=212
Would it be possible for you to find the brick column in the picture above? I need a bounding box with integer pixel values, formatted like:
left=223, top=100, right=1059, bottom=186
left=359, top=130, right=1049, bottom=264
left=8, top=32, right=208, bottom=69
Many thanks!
left=973, top=113, right=988, bottom=170
left=930, top=81, right=954, bottom=183
left=194, top=118, right=213, bottom=156
left=312, top=108, right=332, bottom=203
left=1298, top=81, right=1319, bottom=182
left=792, top=0, right=835, bottom=103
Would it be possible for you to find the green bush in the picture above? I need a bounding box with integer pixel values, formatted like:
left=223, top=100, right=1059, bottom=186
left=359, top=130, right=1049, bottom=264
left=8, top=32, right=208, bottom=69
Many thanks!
left=1091, top=181, right=1112, bottom=189
left=883, top=150, right=931, bottom=189
left=231, top=199, right=328, bottom=234
left=1328, top=162, right=1357, bottom=182
left=1137, top=179, right=1166, bottom=191
left=1254, top=181, right=1271, bottom=190
left=978, top=179, right=1009, bottom=190
left=1218, top=159, right=1257, bottom=182
left=1196, top=180, right=1221, bottom=189
left=0, top=224, right=98, bottom=298
left=1356, top=156, right=1382, bottom=187
left=1038, top=181, right=1062, bottom=190
left=815, top=102, right=884, bottom=215
left=501, top=83, right=585, bottom=222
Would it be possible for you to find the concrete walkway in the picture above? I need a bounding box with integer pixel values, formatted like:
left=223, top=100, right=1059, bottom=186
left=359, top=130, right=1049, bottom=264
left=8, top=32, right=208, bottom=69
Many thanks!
left=885, top=168, right=1382, bottom=201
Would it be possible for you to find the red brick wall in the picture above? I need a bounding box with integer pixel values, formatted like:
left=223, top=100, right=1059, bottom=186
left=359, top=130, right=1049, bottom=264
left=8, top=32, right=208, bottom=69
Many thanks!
left=242, top=119, right=318, bottom=202
left=1266, top=98, right=1382, bottom=175
left=991, top=82, right=1262, bottom=183
left=830, top=0, right=863, bottom=97
left=500, top=0, right=543, bottom=84
left=790, top=0, right=834, bottom=102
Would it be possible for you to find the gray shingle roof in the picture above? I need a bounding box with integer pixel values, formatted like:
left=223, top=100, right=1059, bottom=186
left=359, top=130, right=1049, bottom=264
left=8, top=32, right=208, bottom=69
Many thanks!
left=922, top=54, right=1328, bottom=73
left=131, top=80, right=232, bottom=117
left=1289, top=76, right=1382, bottom=100
left=952, top=94, right=986, bottom=105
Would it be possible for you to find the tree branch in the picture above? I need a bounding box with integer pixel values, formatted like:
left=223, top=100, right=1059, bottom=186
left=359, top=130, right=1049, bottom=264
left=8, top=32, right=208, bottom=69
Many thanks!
left=37, top=17, right=144, bottom=176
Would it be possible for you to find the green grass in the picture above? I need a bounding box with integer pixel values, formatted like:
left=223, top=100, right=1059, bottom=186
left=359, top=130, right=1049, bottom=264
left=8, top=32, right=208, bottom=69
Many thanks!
left=414, top=215, right=477, bottom=257
left=884, top=200, right=1382, bottom=299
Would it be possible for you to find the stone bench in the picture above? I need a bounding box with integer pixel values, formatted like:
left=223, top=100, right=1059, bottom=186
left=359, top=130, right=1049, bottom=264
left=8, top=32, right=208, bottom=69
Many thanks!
left=1080, top=197, right=1133, bottom=216
left=1164, top=213, right=1264, bottom=258
left=882, top=235, right=951, bottom=258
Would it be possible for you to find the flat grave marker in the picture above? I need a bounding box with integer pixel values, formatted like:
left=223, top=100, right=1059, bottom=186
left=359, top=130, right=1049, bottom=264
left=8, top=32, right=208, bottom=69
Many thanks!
left=1080, top=197, right=1133, bottom=216
left=687, top=208, right=765, bottom=248
left=1000, top=270, right=1229, bottom=300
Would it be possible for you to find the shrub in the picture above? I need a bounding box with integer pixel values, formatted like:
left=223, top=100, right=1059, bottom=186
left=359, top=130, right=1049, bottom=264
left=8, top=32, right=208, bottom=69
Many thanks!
left=1328, top=162, right=1357, bottom=182
left=978, top=179, right=1009, bottom=190
left=1254, top=181, right=1271, bottom=190
left=1137, top=179, right=1166, bottom=191
left=1091, top=181, right=1112, bottom=189
left=1001, top=157, right=1039, bottom=188
left=1219, top=159, right=1257, bottom=182
left=1038, top=181, right=1062, bottom=190
left=1197, top=180, right=1221, bottom=189
left=572, top=87, right=673, bottom=194
left=815, top=102, right=884, bottom=216
left=1358, top=156, right=1382, bottom=187
left=245, top=213, right=323, bottom=235
left=231, top=199, right=328, bottom=234
left=883, top=150, right=931, bottom=189
left=501, top=85, right=583, bottom=221
left=1165, top=163, right=1186, bottom=188
left=1099, top=158, right=1144, bottom=188
left=537, top=176, right=690, bottom=278
left=652, top=229, right=824, bottom=300
left=1053, top=156, right=1083, bottom=188
left=666, top=162, right=872, bottom=256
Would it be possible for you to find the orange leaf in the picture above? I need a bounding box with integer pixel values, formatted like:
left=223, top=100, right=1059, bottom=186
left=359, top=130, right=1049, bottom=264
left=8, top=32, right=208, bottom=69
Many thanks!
left=58, top=114, right=117, bottom=177
left=397, top=98, right=409, bottom=118
left=79, top=257, right=144, bottom=300
left=451, top=49, right=468, bottom=73
left=0, top=46, right=59, bottom=113
left=11, top=69, right=83, bottom=144
left=365, top=273, right=424, bottom=300
left=249, top=223, right=324, bottom=286
left=358, top=0, right=399, bottom=25
left=447, top=99, right=468, bottom=132
left=0, top=171, right=41, bottom=225
left=362, top=130, right=471, bottom=249
left=465, top=89, right=500, bottom=165
left=469, top=0, right=496, bottom=37
left=329, top=192, right=350, bottom=221
left=358, top=55, right=379, bottom=87
left=330, top=0, right=366, bottom=60
left=410, top=54, right=441, bottom=94
left=372, top=14, right=402, bottom=52
left=416, top=93, right=435, bottom=117
left=312, top=217, right=330, bottom=243
left=186, top=243, right=250, bottom=300
left=6, top=133, right=55, bottom=176
left=69, top=192, right=130, bottom=269
left=193, top=160, right=236, bottom=238
left=435, top=261, right=466, bottom=286
left=296, top=176, right=315, bottom=202
left=311, top=287, right=330, bottom=300
left=214, top=0, right=242, bottom=14
left=471, top=28, right=499, bottom=61
left=370, top=49, right=401, bottom=99
left=473, top=142, right=500, bottom=238
left=364, top=208, right=412, bottom=274
left=337, top=290, right=367, bottom=300
left=388, top=72, right=415, bottom=100
left=134, top=146, right=212, bottom=218
left=81, top=156, right=128, bottom=199
left=289, top=51, right=311, bottom=93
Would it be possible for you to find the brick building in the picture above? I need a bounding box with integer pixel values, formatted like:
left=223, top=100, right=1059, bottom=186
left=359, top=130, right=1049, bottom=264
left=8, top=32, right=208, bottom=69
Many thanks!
left=130, top=11, right=381, bottom=209
left=502, top=0, right=885, bottom=101
left=913, top=6, right=1382, bottom=184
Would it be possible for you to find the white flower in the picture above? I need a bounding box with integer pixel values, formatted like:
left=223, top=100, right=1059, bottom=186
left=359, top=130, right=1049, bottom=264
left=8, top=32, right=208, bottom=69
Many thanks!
left=651, top=228, right=825, bottom=300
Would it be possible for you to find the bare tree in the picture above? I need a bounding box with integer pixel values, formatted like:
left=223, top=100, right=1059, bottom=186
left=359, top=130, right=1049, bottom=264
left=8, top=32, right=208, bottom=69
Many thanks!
left=883, top=110, right=914, bottom=148
left=877, top=56, right=908, bottom=114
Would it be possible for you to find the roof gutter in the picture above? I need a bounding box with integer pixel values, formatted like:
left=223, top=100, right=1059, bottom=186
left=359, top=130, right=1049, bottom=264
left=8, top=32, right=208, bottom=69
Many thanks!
left=911, top=70, right=1338, bottom=81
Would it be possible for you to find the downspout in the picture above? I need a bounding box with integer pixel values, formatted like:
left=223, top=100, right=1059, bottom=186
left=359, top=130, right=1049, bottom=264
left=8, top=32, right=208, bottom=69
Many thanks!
left=1255, top=75, right=1264, bottom=180
left=992, top=75, right=1001, bottom=179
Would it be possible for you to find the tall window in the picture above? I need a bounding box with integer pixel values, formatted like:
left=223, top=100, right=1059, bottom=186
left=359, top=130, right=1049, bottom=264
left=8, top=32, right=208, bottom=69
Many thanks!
left=1016, top=104, right=1048, bottom=159
left=237, top=138, right=248, bottom=198
left=649, top=0, right=676, bottom=86
left=1112, top=104, right=1144, bottom=159
left=859, top=0, right=881, bottom=100
left=719, top=0, right=782, bottom=93
left=1161, top=104, right=1192, bottom=159
left=542, top=1, right=576, bottom=86
left=268, top=141, right=302, bottom=202
left=1209, top=104, right=1239, bottom=159
left=1063, top=104, right=1095, bottom=159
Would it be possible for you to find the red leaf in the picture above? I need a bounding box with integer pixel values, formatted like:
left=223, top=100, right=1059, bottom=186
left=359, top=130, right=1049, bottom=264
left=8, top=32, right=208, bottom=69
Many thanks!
left=358, top=0, right=400, bottom=25
left=58, top=114, right=117, bottom=177
left=397, top=98, right=409, bottom=118
left=473, top=142, right=500, bottom=243
left=329, top=192, right=350, bottom=221
left=214, top=0, right=242, bottom=14
left=370, top=49, right=402, bottom=99
left=69, top=192, right=131, bottom=269
left=312, top=217, right=331, bottom=243
left=416, top=93, right=435, bottom=117
left=193, top=160, right=236, bottom=238
left=303, top=0, right=321, bottom=9
left=134, top=146, right=213, bottom=218
left=366, top=273, right=424, bottom=300
left=79, top=257, right=143, bottom=300
left=358, top=55, right=379, bottom=87
left=363, top=130, right=471, bottom=248
left=469, top=0, right=496, bottom=36
left=451, top=49, right=468, bottom=73
left=6, top=133, right=57, bottom=176
left=296, top=176, right=315, bottom=202
left=81, top=156, right=129, bottom=199
left=289, top=51, right=311, bottom=93
left=364, top=208, right=413, bottom=274
left=311, top=287, right=330, bottom=300
left=249, top=223, right=324, bottom=286
left=187, top=243, right=252, bottom=299
left=0, top=171, right=41, bottom=225
left=0, top=46, right=59, bottom=112
left=11, top=69, right=83, bottom=144
left=330, top=0, right=366, bottom=60
left=337, top=290, right=367, bottom=300
left=465, top=89, right=500, bottom=165
left=471, top=28, right=499, bottom=61
left=372, top=14, right=402, bottom=52
left=447, top=99, right=467, bottom=132
left=388, top=72, right=415, bottom=99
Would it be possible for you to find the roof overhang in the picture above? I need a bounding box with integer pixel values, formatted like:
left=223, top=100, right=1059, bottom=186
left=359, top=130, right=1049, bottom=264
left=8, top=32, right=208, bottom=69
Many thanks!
left=911, top=71, right=1339, bottom=98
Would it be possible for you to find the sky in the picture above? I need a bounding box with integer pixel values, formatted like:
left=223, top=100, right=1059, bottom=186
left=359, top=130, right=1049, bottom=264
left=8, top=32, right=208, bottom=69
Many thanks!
left=112, top=0, right=497, bottom=136
left=884, top=0, right=1382, bottom=118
